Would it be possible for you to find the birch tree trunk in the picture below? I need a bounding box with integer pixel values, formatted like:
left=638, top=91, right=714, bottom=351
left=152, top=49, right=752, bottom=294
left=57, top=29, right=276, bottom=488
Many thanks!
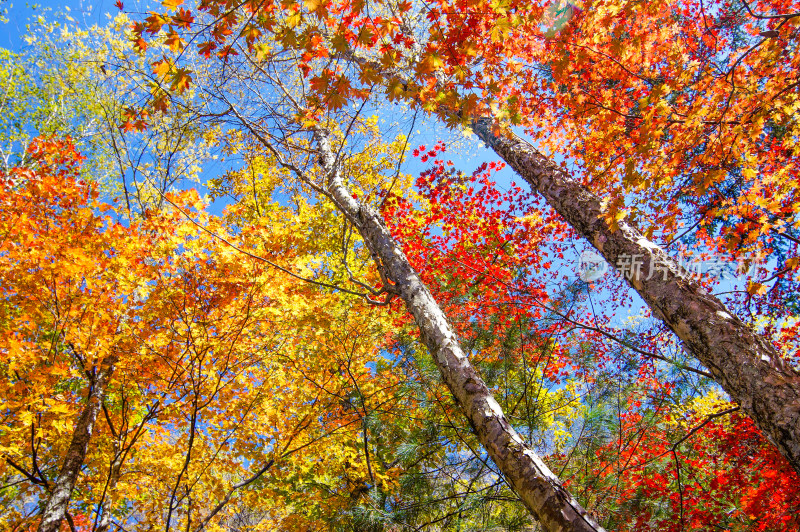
left=313, top=128, right=605, bottom=532
left=472, top=118, right=800, bottom=474
left=38, top=355, right=118, bottom=532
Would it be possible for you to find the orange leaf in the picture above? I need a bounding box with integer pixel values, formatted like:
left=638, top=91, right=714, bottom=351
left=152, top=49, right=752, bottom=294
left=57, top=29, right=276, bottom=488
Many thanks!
left=170, top=68, right=192, bottom=92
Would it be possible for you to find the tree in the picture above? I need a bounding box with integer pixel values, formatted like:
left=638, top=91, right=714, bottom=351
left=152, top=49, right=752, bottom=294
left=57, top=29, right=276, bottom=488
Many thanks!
left=385, top=143, right=800, bottom=530
left=0, top=138, right=408, bottom=531
left=0, top=138, right=137, bottom=531
left=130, top=0, right=800, bottom=476
left=4, top=1, right=800, bottom=530
left=210, top=112, right=602, bottom=529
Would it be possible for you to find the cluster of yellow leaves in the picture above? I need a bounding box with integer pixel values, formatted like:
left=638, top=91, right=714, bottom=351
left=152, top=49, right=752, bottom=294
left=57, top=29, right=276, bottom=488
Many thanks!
left=0, top=136, right=419, bottom=530
left=665, top=389, right=737, bottom=431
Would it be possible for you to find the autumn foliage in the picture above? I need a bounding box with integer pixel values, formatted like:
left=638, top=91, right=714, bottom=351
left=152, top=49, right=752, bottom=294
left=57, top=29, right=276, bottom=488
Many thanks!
left=391, top=146, right=800, bottom=531
left=2, top=0, right=800, bottom=530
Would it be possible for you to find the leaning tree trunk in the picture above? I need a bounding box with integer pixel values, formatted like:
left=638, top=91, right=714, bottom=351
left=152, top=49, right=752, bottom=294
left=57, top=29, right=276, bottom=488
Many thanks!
left=38, top=355, right=118, bottom=532
left=313, top=128, right=605, bottom=532
left=472, top=118, right=800, bottom=474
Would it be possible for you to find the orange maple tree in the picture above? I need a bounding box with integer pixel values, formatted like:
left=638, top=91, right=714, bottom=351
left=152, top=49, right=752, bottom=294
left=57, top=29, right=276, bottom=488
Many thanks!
left=0, top=138, right=416, bottom=531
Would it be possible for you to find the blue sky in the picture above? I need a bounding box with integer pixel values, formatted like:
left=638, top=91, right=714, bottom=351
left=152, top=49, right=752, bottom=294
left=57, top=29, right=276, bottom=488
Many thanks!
left=1, top=1, right=120, bottom=49
left=3, top=0, right=752, bottom=389
left=0, top=0, right=648, bottom=304
left=0, top=0, right=622, bottom=320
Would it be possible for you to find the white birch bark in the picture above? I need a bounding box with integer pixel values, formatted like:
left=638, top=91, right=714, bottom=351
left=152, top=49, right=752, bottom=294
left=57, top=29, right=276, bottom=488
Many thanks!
left=338, top=7, right=800, bottom=475
left=313, top=127, right=605, bottom=532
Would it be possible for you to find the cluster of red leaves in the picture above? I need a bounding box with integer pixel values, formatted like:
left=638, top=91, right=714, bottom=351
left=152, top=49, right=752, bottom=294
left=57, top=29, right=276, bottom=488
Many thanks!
left=381, top=146, right=800, bottom=529
left=588, top=410, right=800, bottom=531
left=383, top=148, right=601, bottom=379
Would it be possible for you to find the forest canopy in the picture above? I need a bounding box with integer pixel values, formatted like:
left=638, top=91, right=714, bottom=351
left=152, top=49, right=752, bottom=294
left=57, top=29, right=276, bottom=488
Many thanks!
left=1, top=1, right=799, bottom=531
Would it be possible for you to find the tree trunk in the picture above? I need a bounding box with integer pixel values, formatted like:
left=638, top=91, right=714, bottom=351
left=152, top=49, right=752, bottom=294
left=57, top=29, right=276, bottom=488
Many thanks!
left=314, top=128, right=605, bottom=532
left=94, top=446, right=123, bottom=532
left=472, top=118, right=800, bottom=474
left=38, top=355, right=118, bottom=532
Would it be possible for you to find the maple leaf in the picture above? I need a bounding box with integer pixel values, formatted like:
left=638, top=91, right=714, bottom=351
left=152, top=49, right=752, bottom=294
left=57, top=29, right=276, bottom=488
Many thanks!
left=417, top=53, right=444, bottom=74
left=133, top=37, right=148, bottom=52
left=327, top=91, right=346, bottom=110
left=152, top=57, right=173, bottom=79
left=747, top=281, right=769, bottom=296
left=330, top=31, right=349, bottom=53
left=285, top=11, right=302, bottom=29
left=310, top=71, right=331, bottom=93
left=198, top=41, right=216, bottom=58
left=254, top=42, right=272, bottom=62
left=351, top=0, right=365, bottom=15
left=240, top=24, right=261, bottom=45
left=490, top=17, right=512, bottom=43
left=151, top=93, right=170, bottom=113
left=144, top=12, right=170, bottom=34
left=164, top=31, right=185, bottom=52
left=217, top=45, right=239, bottom=60
left=304, top=0, right=328, bottom=18
left=170, top=68, right=192, bottom=92
left=172, top=8, right=194, bottom=29
left=356, top=26, right=375, bottom=47
left=358, top=66, right=382, bottom=86
left=386, top=79, right=405, bottom=101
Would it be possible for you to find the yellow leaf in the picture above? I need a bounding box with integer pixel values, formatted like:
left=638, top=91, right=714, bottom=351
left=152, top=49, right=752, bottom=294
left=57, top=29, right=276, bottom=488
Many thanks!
left=254, top=42, right=272, bottom=62
left=164, top=31, right=185, bottom=52
left=286, top=12, right=302, bottom=28
left=152, top=58, right=173, bottom=79
left=19, top=410, right=34, bottom=426
left=304, top=0, right=327, bottom=16
left=491, top=17, right=512, bottom=42
left=170, top=68, right=192, bottom=92
left=747, top=282, right=768, bottom=296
